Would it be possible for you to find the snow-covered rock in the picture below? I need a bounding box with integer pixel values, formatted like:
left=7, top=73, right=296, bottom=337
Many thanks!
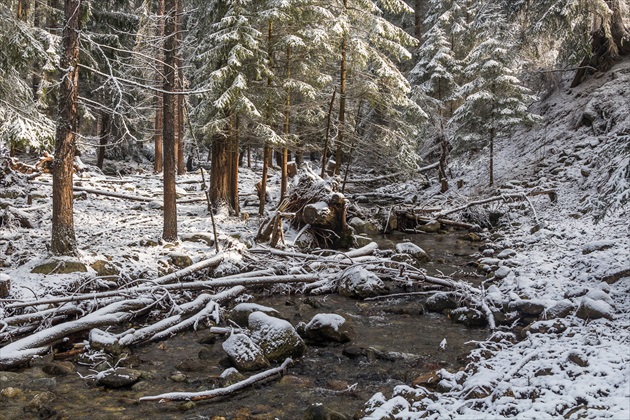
left=228, top=303, right=280, bottom=328
left=249, top=312, right=305, bottom=362
left=497, top=248, right=516, bottom=259
left=425, top=292, right=458, bottom=313
left=302, top=313, right=354, bottom=343
left=576, top=297, right=614, bottom=320
left=222, top=333, right=269, bottom=371
left=338, top=266, right=388, bottom=299
left=508, top=299, right=546, bottom=316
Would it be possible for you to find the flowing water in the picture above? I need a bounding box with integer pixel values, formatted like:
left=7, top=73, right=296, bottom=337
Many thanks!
left=0, top=233, right=488, bottom=419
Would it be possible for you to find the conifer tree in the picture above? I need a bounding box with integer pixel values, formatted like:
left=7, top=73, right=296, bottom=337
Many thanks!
left=451, top=4, right=539, bottom=187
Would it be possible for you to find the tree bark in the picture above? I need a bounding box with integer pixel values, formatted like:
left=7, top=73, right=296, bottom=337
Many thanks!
left=176, top=0, right=186, bottom=175
left=210, top=133, right=230, bottom=211
left=96, top=113, right=110, bottom=169
left=162, top=0, right=178, bottom=241
left=321, top=86, right=337, bottom=177
left=414, top=0, right=422, bottom=40
left=489, top=127, right=494, bottom=187
left=51, top=0, right=80, bottom=256
left=153, top=0, right=165, bottom=173
left=281, top=45, right=291, bottom=202
left=335, top=25, right=347, bottom=176
left=230, top=115, right=240, bottom=216
left=259, top=144, right=270, bottom=216
left=439, top=134, right=448, bottom=193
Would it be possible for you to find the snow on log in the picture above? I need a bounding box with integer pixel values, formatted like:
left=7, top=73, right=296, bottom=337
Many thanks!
left=139, top=358, right=293, bottom=402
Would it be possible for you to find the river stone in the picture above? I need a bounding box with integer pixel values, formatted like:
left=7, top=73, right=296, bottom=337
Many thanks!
left=0, top=387, right=22, bottom=398
left=544, top=300, right=575, bottom=319
left=42, top=361, right=74, bottom=376
left=449, top=307, right=487, bottom=327
left=26, top=377, right=57, bottom=390
left=395, top=242, right=430, bottom=263
left=249, top=312, right=306, bottom=362
left=493, top=266, right=511, bottom=279
left=222, top=333, right=270, bottom=371
left=417, top=220, right=441, bottom=233
left=338, top=266, right=388, bottom=299
left=576, top=297, right=614, bottom=320
left=24, top=391, right=57, bottom=417
left=219, top=367, right=245, bottom=387
left=302, top=313, right=354, bottom=344
left=228, top=303, right=280, bottom=327
left=508, top=299, right=546, bottom=316
left=304, top=403, right=351, bottom=420
left=348, top=217, right=380, bottom=235
left=497, top=249, right=516, bottom=259
left=97, top=368, right=143, bottom=388
left=31, top=259, right=87, bottom=275
left=0, top=371, right=23, bottom=383
left=425, top=292, right=458, bottom=313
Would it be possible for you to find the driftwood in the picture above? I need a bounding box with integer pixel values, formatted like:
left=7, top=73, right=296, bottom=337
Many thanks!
left=139, top=358, right=293, bottom=402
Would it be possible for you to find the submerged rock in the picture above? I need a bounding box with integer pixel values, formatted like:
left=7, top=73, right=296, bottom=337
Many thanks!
left=304, top=403, right=351, bottom=420
left=97, top=368, right=143, bottom=388
left=249, top=312, right=306, bottom=362
left=338, top=266, right=388, bottom=299
left=222, top=333, right=270, bottom=371
left=302, top=313, right=354, bottom=343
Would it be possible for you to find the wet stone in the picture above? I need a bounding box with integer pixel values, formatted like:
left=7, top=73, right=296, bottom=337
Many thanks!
left=303, top=403, right=352, bottom=420
left=97, top=368, right=143, bottom=388
left=449, top=307, right=487, bottom=327
left=338, top=266, right=389, bottom=299
left=508, top=299, right=546, bottom=316
left=178, top=401, right=196, bottom=411
left=249, top=312, right=306, bottom=362
left=26, top=377, right=57, bottom=390
left=219, top=367, right=245, bottom=387
left=342, top=345, right=367, bottom=360
left=0, top=387, right=23, bottom=398
left=302, top=313, right=355, bottom=344
left=0, top=371, right=23, bottom=384
left=41, top=361, right=74, bottom=376
left=170, top=372, right=187, bottom=382
left=425, top=292, right=458, bottom=313
left=222, top=333, right=270, bottom=371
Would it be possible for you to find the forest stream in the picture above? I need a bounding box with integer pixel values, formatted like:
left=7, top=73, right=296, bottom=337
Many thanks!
left=0, top=233, right=488, bottom=419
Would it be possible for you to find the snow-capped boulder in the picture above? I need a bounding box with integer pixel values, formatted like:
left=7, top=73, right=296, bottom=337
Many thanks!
left=508, top=299, right=546, bottom=316
left=449, top=307, right=487, bottom=327
left=228, top=303, right=280, bottom=328
left=493, top=266, right=512, bottom=279
left=544, top=299, right=575, bottom=319
left=222, top=333, right=270, bottom=371
left=576, top=297, right=614, bottom=321
left=338, top=266, right=388, bottom=299
left=301, top=313, right=354, bottom=343
left=348, top=217, right=380, bottom=235
left=395, top=242, right=430, bottom=263
left=249, top=312, right=305, bottom=362
left=497, top=249, right=516, bottom=259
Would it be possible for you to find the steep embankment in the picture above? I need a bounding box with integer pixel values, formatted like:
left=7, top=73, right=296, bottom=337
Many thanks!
left=362, top=60, right=630, bottom=418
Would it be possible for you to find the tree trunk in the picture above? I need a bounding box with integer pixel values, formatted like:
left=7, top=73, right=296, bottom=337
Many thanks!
left=259, top=144, right=270, bottom=216
left=154, top=0, right=165, bottom=174
left=176, top=1, right=186, bottom=175
left=51, top=0, right=80, bottom=256
left=230, top=116, right=240, bottom=216
left=489, top=127, right=494, bottom=187
left=321, top=86, right=336, bottom=177
left=335, top=28, right=347, bottom=176
left=162, top=0, right=178, bottom=241
left=210, top=134, right=230, bottom=211
left=439, top=134, right=448, bottom=193
left=96, top=113, right=111, bottom=169
left=414, top=0, right=422, bottom=40
left=280, top=45, right=291, bottom=202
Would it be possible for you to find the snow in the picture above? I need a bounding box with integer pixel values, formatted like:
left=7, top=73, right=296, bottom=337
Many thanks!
left=305, top=313, right=345, bottom=332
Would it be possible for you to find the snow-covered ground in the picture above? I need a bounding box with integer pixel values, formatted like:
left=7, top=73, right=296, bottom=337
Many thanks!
left=361, top=61, right=630, bottom=418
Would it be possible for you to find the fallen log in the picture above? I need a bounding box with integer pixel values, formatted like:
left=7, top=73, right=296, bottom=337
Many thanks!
left=139, top=358, right=293, bottom=402
left=6, top=275, right=318, bottom=309
left=0, top=298, right=153, bottom=369
left=152, top=252, right=226, bottom=285
left=433, top=190, right=557, bottom=219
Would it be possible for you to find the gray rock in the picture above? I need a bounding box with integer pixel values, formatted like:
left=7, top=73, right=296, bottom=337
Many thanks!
left=348, top=217, right=380, bottom=235
left=219, top=367, right=245, bottom=387
left=544, top=300, right=575, bottom=319
left=493, top=266, right=512, bottom=279
left=97, top=368, right=143, bottom=388
left=395, top=242, right=430, bottom=263
left=249, top=312, right=306, bottom=362
left=303, top=313, right=355, bottom=343
left=222, top=333, right=270, bottom=371
left=449, top=307, right=487, bottom=327
left=509, top=299, right=546, bottom=316
left=0, top=371, right=23, bottom=384
left=180, top=232, right=215, bottom=246
left=31, top=259, right=87, bottom=275
left=576, top=297, right=614, bottom=320
left=425, top=292, right=458, bottom=313
left=304, top=403, right=351, bottom=420
left=338, top=266, right=388, bottom=299
left=228, top=302, right=280, bottom=327
left=42, top=361, right=74, bottom=376
left=497, top=249, right=516, bottom=259
left=582, top=240, right=615, bottom=254
left=168, top=252, right=193, bottom=268
left=417, top=220, right=441, bottom=233
left=26, top=377, right=57, bottom=390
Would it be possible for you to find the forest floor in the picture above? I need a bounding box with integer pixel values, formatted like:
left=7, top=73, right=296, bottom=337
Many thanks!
left=1, top=62, right=629, bottom=419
